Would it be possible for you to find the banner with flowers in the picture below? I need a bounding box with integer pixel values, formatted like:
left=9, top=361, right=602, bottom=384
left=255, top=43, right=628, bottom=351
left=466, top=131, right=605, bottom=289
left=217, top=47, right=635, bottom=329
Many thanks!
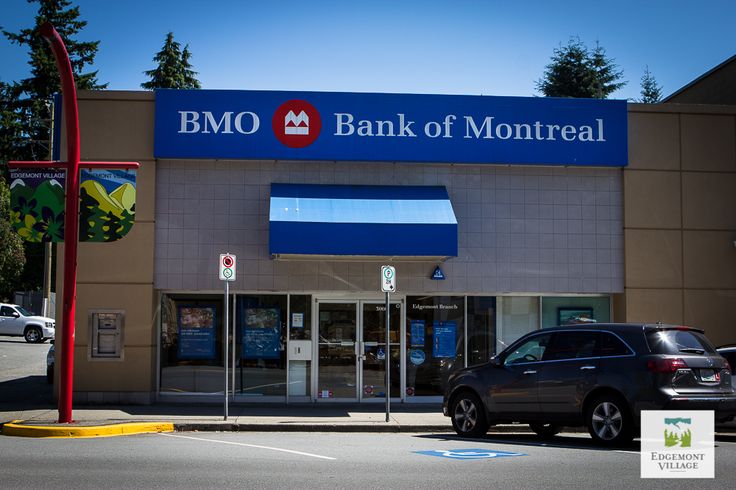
left=9, top=168, right=136, bottom=243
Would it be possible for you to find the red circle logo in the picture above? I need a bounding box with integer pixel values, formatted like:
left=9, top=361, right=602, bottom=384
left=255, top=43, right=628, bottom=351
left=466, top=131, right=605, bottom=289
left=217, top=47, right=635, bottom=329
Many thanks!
left=272, top=100, right=322, bottom=148
left=222, top=256, right=234, bottom=268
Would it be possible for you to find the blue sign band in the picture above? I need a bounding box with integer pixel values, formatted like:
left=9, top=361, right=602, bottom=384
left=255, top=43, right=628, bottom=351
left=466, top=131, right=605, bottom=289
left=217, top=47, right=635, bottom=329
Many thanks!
left=154, top=89, right=628, bottom=166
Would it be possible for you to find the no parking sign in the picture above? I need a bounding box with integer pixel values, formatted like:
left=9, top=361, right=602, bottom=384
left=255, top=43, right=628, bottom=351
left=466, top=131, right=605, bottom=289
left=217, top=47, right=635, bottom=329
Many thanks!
left=219, top=253, right=237, bottom=281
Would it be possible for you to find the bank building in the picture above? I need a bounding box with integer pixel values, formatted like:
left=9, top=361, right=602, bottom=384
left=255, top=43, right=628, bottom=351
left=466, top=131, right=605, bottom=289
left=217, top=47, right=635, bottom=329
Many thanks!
left=40, top=56, right=736, bottom=405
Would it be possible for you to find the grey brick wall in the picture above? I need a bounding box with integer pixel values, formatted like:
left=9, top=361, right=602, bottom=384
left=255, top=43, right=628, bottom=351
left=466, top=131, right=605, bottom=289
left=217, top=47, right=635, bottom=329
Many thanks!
left=154, top=160, right=623, bottom=294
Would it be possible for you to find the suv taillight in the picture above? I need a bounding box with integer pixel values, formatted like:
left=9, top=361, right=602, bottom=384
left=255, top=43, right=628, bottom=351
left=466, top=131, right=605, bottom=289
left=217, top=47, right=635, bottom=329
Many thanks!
left=647, top=358, right=688, bottom=373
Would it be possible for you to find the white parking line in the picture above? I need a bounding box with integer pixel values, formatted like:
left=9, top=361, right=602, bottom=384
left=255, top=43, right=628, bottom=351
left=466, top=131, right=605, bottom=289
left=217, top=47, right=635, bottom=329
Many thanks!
left=159, top=433, right=337, bottom=460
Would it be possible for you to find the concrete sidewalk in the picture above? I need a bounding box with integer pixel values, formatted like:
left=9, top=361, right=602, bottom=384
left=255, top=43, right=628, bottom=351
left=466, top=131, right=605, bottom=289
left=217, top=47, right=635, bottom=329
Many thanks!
left=0, top=403, right=458, bottom=436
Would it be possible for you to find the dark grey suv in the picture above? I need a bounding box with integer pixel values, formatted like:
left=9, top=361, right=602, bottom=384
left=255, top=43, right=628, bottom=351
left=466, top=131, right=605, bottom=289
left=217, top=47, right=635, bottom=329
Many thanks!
left=443, top=323, right=736, bottom=445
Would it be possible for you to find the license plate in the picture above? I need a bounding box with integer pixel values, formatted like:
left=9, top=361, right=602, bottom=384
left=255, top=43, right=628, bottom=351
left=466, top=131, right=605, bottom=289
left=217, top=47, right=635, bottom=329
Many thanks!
left=700, top=370, right=720, bottom=382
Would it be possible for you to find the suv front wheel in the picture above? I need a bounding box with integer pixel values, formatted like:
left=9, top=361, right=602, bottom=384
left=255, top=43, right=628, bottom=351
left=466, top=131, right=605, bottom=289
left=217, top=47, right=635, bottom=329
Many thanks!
left=450, top=391, right=489, bottom=437
left=24, top=326, right=43, bottom=343
left=586, top=394, right=633, bottom=446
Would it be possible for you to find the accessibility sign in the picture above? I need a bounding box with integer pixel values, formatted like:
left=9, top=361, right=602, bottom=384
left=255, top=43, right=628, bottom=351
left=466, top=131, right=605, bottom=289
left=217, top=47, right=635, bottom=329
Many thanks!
left=414, top=449, right=526, bottom=460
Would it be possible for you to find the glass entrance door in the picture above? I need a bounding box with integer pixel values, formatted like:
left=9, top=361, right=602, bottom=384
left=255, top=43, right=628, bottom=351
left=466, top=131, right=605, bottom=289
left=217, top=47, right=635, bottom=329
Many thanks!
left=360, top=302, right=401, bottom=400
left=316, top=302, right=358, bottom=399
left=316, top=300, right=402, bottom=401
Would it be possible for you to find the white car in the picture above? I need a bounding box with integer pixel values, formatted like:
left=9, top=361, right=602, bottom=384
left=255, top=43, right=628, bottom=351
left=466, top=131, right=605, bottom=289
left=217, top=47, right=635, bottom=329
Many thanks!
left=0, top=303, right=55, bottom=343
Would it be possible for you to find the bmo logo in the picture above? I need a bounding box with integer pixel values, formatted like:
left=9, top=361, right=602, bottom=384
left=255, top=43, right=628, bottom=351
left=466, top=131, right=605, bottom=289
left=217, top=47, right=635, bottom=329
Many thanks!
left=272, top=100, right=322, bottom=148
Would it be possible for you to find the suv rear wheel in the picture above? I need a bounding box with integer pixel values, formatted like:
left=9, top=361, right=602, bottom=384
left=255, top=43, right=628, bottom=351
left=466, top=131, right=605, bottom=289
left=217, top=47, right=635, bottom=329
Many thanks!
left=586, top=394, right=633, bottom=445
left=529, top=422, right=562, bottom=438
left=450, top=391, right=489, bottom=437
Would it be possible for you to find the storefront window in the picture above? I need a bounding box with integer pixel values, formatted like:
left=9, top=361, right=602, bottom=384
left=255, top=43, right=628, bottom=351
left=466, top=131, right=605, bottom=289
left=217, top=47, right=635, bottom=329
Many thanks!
left=235, top=295, right=287, bottom=397
left=541, top=296, right=611, bottom=328
left=160, top=294, right=224, bottom=394
left=498, top=296, right=539, bottom=352
left=289, top=295, right=311, bottom=341
left=288, top=295, right=311, bottom=397
left=467, top=297, right=496, bottom=365
left=406, top=296, right=464, bottom=397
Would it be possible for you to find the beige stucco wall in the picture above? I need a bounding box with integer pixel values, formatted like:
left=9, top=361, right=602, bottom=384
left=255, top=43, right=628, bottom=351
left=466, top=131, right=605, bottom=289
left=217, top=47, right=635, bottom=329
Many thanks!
left=624, top=104, right=736, bottom=346
left=55, top=91, right=157, bottom=403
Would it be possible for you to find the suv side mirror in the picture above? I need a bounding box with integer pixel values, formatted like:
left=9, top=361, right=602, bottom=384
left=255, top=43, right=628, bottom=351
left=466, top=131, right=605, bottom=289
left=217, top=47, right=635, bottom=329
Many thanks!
left=11, top=311, right=20, bottom=318
left=490, top=355, right=502, bottom=367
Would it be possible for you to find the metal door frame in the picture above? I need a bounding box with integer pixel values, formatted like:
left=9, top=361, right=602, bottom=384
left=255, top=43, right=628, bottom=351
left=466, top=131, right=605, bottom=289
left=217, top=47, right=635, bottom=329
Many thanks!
left=313, top=296, right=405, bottom=403
left=358, top=299, right=403, bottom=403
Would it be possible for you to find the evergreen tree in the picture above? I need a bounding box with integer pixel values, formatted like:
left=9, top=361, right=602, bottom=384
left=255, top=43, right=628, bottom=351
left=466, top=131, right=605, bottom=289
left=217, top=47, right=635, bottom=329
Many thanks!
left=141, top=33, right=201, bottom=89
left=3, top=0, right=107, bottom=161
left=536, top=38, right=627, bottom=98
left=181, top=45, right=202, bottom=89
left=639, top=65, right=663, bottom=103
left=0, top=81, right=32, bottom=171
left=589, top=42, right=626, bottom=99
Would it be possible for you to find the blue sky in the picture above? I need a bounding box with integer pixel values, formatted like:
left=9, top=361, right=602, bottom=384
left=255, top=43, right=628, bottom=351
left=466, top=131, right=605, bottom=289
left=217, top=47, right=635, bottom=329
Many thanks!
left=2, top=0, right=735, bottom=100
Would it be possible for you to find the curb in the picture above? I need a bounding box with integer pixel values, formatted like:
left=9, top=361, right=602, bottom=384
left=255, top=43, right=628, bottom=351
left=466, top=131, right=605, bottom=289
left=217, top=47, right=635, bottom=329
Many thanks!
left=173, top=423, right=457, bottom=433
left=1, top=421, right=174, bottom=438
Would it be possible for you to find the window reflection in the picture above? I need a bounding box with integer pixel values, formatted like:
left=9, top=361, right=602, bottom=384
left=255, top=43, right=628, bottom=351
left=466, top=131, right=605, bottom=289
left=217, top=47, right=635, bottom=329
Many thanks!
left=405, top=296, right=464, bottom=397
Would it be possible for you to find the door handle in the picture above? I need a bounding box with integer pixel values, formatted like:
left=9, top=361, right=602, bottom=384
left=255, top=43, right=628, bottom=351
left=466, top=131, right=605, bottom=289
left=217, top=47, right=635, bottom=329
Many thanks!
left=523, top=370, right=537, bottom=375
left=580, top=365, right=596, bottom=370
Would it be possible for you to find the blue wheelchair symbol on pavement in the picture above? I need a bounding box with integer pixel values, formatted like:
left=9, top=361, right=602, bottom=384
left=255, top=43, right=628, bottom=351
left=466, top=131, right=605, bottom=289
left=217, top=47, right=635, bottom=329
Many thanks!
left=414, top=449, right=525, bottom=460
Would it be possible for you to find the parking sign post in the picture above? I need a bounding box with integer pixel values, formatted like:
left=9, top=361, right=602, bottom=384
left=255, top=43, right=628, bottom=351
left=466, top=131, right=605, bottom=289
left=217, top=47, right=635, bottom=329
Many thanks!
left=380, top=266, right=396, bottom=422
left=219, top=254, right=236, bottom=420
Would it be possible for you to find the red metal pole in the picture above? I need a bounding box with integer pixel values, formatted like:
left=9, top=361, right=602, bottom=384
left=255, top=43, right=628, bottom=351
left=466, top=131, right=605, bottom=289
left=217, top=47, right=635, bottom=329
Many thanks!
left=39, top=22, right=80, bottom=423
left=10, top=25, right=138, bottom=424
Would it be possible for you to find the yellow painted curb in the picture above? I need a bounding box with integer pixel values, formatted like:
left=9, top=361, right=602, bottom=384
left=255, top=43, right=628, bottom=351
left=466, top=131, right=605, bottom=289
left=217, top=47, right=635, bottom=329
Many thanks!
left=1, top=420, right=174, bottom=438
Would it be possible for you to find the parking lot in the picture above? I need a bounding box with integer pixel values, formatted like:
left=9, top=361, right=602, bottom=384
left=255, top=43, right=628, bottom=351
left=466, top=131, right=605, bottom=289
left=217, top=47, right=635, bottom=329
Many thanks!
left=0, top=338, right=53, bottom=408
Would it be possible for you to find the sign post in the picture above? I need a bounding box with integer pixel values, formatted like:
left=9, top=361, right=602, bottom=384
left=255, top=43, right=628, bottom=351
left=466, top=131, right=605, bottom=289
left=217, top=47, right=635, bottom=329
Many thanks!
left=380, top=265, right=396, bottom=423
left=219, top=253, right=236, bottom=420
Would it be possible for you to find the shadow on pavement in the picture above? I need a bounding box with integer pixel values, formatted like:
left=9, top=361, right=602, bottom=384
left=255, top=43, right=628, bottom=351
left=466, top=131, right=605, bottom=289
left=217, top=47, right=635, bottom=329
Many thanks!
left=415, top=432, right=641, bottom=452
left=0, top=375, right=54, bottom=409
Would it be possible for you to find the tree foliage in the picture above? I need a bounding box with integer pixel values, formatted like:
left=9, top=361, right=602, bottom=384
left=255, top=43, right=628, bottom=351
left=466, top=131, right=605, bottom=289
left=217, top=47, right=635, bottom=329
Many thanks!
left=0, top=178, right=26, bottom=300
left=1, top=0, right=105, bottom=293
left=3, top=0, right=107, bottom=161
left=536, top=38, right=626, bottom=99
left=639, top=65, right=663, bottom=103
left=141, top=32, right=201, bottom=89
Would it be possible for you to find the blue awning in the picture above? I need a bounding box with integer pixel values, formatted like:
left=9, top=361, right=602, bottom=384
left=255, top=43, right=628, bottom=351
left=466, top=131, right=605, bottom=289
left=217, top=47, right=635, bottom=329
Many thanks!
left=269, top=184, right=458, bottom=259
